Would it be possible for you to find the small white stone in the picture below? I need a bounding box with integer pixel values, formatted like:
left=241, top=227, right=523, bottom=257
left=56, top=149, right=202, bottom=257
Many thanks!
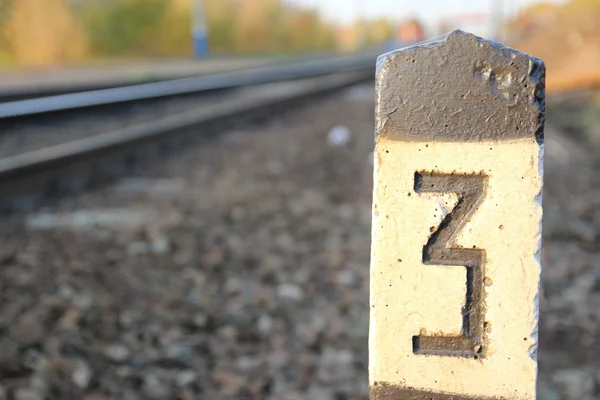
left=151, top=235, right=171, bottom=255
left=104, top=344, right=130, bottom=362
left=327, top=125, right=351, bottom=147
left=192, top=313, right=208, bottom=328
left=176, top=370, right=197, bottom=387
left=71, top=359, right=92, bottom=388
left=277, top=283, right=303, bottom=301
left=337, top=270, right=357, bottom=286
left=257, top=315, right=272, bottom=333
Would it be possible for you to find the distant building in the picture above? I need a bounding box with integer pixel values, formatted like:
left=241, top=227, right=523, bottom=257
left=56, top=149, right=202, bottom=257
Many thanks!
left=379, top=18, right=425, bottom=52
left=395, top=18, right=425, bottom=46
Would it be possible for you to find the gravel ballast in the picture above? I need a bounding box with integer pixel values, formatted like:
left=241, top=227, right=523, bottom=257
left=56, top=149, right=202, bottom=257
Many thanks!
left=0, top=85, right=598, bottom=399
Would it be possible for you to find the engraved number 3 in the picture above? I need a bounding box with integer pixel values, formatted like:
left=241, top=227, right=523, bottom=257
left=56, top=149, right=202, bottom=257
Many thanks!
left=412, top=172, right=488, bottom=359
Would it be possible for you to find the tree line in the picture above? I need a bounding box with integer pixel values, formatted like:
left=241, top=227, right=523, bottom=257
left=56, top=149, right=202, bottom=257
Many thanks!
left=0, top=0, right=394, bottom=67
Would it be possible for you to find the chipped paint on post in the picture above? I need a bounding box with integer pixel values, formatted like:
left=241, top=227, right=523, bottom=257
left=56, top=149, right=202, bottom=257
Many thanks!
left=369, top=30, right=544, bottom=399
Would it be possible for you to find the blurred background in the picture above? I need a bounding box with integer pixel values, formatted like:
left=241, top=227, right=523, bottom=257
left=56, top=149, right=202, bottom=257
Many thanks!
left=0, top=0, right=593, bottom=68
left=0, top=0, right=599, bottom=399
left=0, top=0, right=597, bottom=93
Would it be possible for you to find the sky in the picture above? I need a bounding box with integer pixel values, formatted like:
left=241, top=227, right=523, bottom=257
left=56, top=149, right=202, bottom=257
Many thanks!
left=292, top=0, right=566, bottom=36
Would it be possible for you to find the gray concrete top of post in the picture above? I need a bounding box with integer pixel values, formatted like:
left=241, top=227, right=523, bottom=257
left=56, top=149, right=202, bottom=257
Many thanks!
left=375, top=30, right=545, bottom=144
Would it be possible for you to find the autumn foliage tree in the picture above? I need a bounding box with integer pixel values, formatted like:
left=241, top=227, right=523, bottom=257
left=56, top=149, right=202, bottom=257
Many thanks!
left=75, top=0, right=172, bottom=57
left=2, top=0, right=87, bottom=66
left=0, top=0, right=392, bottom=67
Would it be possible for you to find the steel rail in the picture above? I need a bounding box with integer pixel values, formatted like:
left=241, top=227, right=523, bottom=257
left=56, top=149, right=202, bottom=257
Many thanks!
left=0, top=54, right=376, bottom=119
left=0, top=69, right=373, bottom=210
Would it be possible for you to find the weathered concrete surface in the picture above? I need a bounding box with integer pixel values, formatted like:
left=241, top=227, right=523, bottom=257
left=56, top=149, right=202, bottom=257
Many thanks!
left=370, top=30, right=544, bottom=399
left=376, top=30, right=545, bottom=143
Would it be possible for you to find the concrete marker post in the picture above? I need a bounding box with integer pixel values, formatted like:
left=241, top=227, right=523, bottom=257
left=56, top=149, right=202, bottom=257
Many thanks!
left=369, top=30, right=544, bottom=399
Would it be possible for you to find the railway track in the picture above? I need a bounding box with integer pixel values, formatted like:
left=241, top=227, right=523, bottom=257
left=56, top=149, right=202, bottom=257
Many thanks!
left=0, top=55, right=375, bottom=211
left=0, top=54, right=374, bottom=118
left=0, top=55, right=316, bottom=103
